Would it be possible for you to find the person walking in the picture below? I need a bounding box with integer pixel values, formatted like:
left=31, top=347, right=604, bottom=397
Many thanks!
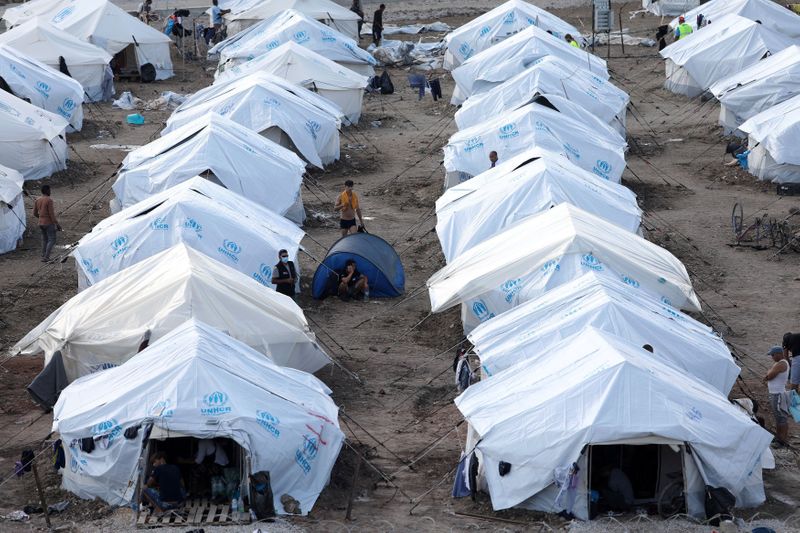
left=271, top=249, right=298, bottom=299
left=764, top=345, right=790, bottom=447
left=350, top=0, right=364, bottom=38
left=334, top=180, right=365, bottom=238
left=372, top=4, right=385, bottom=45
left=33, top=185, right=60, bottom=262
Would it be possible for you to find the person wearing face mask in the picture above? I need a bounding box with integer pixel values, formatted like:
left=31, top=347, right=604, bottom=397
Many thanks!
left=271, top=249, right=297, bottom=298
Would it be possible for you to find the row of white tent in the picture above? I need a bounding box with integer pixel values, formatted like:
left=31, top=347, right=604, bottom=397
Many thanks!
left=658, top=0, right=800, bottom=183
left=424, top=0, right=773, bottom=520
left=5, top=4, right=392, bottom=515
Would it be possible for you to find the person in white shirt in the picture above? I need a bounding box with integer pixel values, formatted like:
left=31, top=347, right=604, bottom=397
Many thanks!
left=764, top=345, right=790, bottom=447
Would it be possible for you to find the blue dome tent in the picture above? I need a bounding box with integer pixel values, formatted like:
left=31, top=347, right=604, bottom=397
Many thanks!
left=312, top=233, right=405, bottom=299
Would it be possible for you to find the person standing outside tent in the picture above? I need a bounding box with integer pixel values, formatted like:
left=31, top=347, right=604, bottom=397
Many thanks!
left=564, top=34, right=580, bottom=48
left=372, top=4, right=386, bottom=45
left=271, top=249, right=298, bottom=299
left=674, top=16, right=693, bottom=41
left=208, top=0, right=230, bottom=44
left=489, top=151, right=498, bottom=168
left=334, top=180, right=365, bottom=238
left=350, top=0, right=365, bottom=38
left=764, top=346, right=790, bottom=447
left=783, top=332, right=800, bottom=392
left=33, top=185, right=60, bottom=263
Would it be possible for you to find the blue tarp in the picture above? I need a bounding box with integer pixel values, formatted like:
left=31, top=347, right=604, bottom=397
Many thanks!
left=312, top=233, right=405, bottom=298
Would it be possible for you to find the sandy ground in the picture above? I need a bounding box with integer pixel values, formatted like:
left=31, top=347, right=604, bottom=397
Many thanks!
left=0, top=1, right=800, bottom=532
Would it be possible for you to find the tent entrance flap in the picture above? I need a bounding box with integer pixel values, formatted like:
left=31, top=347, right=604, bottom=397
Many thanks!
left=588, top=444, right=684, bottom=519
left=112, top=44, right=139, bottom=80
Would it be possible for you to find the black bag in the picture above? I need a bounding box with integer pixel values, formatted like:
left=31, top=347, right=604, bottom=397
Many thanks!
left=249, top=471, right=276, bottom=519
left=139, top=63, right=156, bottom=83
left=378, top=70, right=394, bottom=95
left=323, top=270, right=340, bottom=299
left=705, top=485, right=735, bottom=526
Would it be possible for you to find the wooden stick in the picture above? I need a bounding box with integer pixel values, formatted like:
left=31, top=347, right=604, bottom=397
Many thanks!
left=31, top=461, right=52, bottom=529
left=345, top=454, right=362, bottom=521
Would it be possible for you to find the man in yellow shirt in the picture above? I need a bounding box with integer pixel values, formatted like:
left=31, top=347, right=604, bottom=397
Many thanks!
left=674, top=16, right=693, bottom=41
left=565, top=34, right=580, bottom=48
left=334, top=180, right=366, bottom=238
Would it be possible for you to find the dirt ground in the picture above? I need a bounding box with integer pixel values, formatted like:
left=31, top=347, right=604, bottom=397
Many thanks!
left=1, top=1, right=800, bottom=531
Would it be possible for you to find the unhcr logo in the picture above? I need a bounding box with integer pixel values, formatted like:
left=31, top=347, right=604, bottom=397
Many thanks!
left=580, top=253, right=603, bottom=271
left=498, top=123, right=519, bottom=140
left=150, top=400, right=174, bottom=418
left=563, top=143, right=581, bottom=160
left=92, top=418, right=122, bottom=444
left=295, top=435, right=319, bottom=474
left=110, top=234, right=129, bottom=258
left=51, top=6, right=74, bottom=23
left=458, top=42, right=474, bottom=60
left=263, top=97, right=280, bottom=108
left=35, top=81, right=50, bottom=100
left=541, top=259, right=560, bottom=272
left=479, top=26, right=491, bottom=37
left=150, top=216, right=169, bottom=230
left=9, top=63, right=26, bottom=79
left=471, top=299, right=495, bottom=322
left=57, top=97, right=76, bottom=119
left=89, top=362, right=117, bottom=373
left=463, top=136, right=484, bottom=153
left=534, top=119, right=552, bottom=135
left=266, top=40, right=280, bottom=50
left=217, top=239, right=241, bottom=263
left=201, top=390, right=232, bottom=416
left=621, top=275, right=640, bottom=288
left=501, top=278, right=522, bottom=303
left=0, top=101, right=21, bottom=117
left=256, top=410, right=281, bottom=438
left=183, top=217, right=203, bottom=237
left=252, top=263, right=272, bottom=286
left=81, top=258, right=99, bottom=276
left=592, top=159, right=612, bottom=177
left=503, top=12, right=516, bottom=24
left=305, top=119, right=321, bottom=140
left=293, top=31, right=310, bottom=44
left=320, top=30, right=336, bottom=42
left=218, top=102, right=235, bottom=116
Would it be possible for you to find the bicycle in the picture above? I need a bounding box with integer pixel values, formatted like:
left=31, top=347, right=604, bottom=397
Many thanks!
left=657, top=472, right=686, bottom=518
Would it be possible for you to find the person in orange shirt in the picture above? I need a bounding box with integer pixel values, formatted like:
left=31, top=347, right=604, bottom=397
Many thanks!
left=334, top=180, right=365, bottom=238
left=33, top=185, right=61, bottom=262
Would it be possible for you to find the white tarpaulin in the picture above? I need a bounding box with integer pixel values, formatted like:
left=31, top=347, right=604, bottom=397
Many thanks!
left=13, top=244, right=331, bottom=376
left=0, top=164, right=25, bottom=255
left=469, top=272, right=739, bottom=394
left=740, top=94, right=800, bottom=183
left=660, top=14, right=796, bottom=98
left=642, top=0, right=699, bottom=16
left=436, top=155, right=641, bottom=262
left=0, top=44, right=84, bottom=130
left=0, top=89, right=68, bottom=181
left=2, top=0, right=173, bottom=80
left=456, top=327, right=772, bottom=512
left=710, top=45, right=800, bottom=135
left=225, top=0, right=360, bottom=39
left=163, top=72, right=342, bottom=168
left=443, top=0, right=584, bottom=70
left=668, top=0, right=800, bottom=38
left=215, top=41, right=368, bottom=124
left=113, top=114, right=307, bottom=219
left=161, top=72, right=343, bottom=168
left=211, top=10, right=377, bottom=77
left=76, top=177, right=305, bottom=292
left=443, top=102, right=627, bottom=189
left=455, top=55, right=628, bottom=136
left=427, top=203, right=701, bottom=332
left=53, top=319, right=343, bottom=515
left=0, top=18, right=113, bottom=102
left=450, top=24, right=608, bottom=105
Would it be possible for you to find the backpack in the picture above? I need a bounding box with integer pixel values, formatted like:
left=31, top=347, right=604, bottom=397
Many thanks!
left=249, top=471, right=276, bottom=519
left=139, top=63, right=156, bottom=83
left=379, top=70, right=394, bottom=94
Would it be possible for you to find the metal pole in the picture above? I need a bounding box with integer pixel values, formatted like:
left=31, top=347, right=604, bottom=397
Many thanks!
left=31, top=461, right=52, bottom=530
left=619, top=3, right=627, bottom=55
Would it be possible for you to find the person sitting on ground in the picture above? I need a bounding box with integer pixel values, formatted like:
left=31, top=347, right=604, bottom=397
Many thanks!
left=783, top=332, right=800, bottom=392
left=489, top=151, right=498, bottom=168
left=338, top=259, right=368, bottom=301
left=565, top=34, right=580, bottom=48
left=601, top=465, right=634, bottom=511
left=271, top=249, right=298, bottom=299
left=334, top=180, right=365, bottom=238
left=143, top=452, right=186, bottom=514
left=764, top=345, right=790, bottom=447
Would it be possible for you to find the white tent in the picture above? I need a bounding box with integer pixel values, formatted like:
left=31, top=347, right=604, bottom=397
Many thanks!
left=163, top=72, right=342, bottom=168
left=75, top=177, right=305, bottom=292
left=455, top=55, right=628, bottom=136
left=2, top=0, right=173, bottom=80
left=660, top=15, right=796, bottom=98
left=456, top=327, right=772, bottom=516
left=642, top=0, right=700, bottom=16
left=211, top=10, right=377, bottom=77
left=0, top=164, right=25, bottom=255
left=436, top=155, right=642, bottom=262
left=112, top=114, right=307, bottom=219
left=0, top=44, right=84, bottom=130
left=450, top=25, right=608, bottom=105
left=214, top=42, right=368, bottom=124
left=0, top=89, right=68, bottom=181
left=443, top=102, right=627, bottom=189
left=669, top=0, right=800, bottom=39
left=740, top=94, right=800, bottom=183
left=13, top=244, right=331, bottom=385
left=443, top=0, right=584, bottom=70
left=225, top=0, right=361, bottom=39
left=53, top=319, right=343, bottom=515
left=427, top=203, right=700, bottom=332
left=709, top=45, right=800, bottom=135
left=469, top=272, right=739, bottom=394
left=0, top=18, right=113, bottom=102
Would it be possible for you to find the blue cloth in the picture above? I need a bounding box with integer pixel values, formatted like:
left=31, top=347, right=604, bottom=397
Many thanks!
left=210, top=5, right=222, bottom=25
left=451, top=454, right=471, bottom=498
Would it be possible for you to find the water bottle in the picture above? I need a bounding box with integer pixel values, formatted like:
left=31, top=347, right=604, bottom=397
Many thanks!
left=363, top=286, right=369, bottom=302
left=231, top=496, right=238, bottom=514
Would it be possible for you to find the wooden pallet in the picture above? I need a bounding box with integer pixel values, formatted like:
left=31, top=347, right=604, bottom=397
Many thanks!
left=137, top=498, right=250, bottom=527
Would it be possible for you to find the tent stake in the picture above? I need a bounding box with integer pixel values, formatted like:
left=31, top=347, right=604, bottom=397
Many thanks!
left=31, top=460, right=52, bottom=530
left=344, top=453, right=362, bottom=521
